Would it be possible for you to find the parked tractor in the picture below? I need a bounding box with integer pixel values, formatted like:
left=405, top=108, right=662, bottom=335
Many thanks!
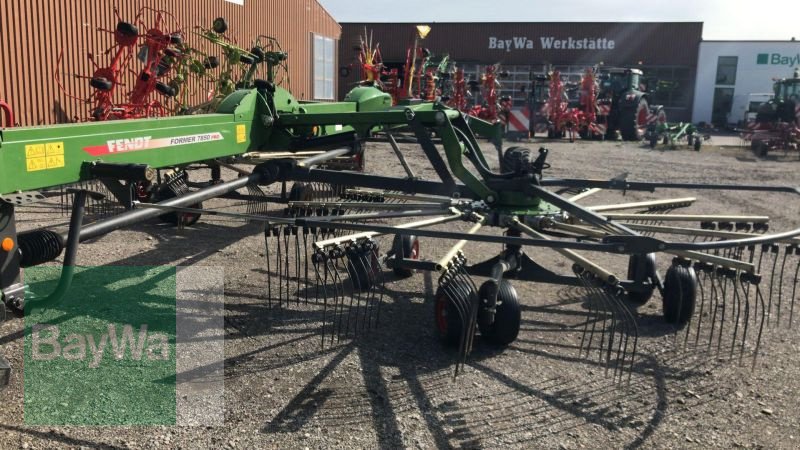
left=746, top=70, right=800, bottom=156
left=596, top=67, right=666, bottom=141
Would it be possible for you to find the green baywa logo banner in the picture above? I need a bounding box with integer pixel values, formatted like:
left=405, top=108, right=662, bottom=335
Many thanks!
left=24, top=266, right=177, bottom=425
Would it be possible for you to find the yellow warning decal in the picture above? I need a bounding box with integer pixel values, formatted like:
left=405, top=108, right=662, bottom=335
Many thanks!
left=26, top=142, right=65, bottom=171
left=236, top=124, right=247, bottom=144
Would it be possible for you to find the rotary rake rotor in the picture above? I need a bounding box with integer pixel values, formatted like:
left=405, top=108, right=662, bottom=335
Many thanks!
left=246, top=122, right=800, bottom=380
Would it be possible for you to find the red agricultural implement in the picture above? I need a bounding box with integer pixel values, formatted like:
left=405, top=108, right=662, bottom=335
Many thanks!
left=742, top=71, right=800, bottom=157
left=55, top=7, right=184, bottom=121
left=467, top=64, right=510, bottom=124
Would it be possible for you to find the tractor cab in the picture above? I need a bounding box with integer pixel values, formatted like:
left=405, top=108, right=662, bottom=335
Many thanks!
left=598, top=68, right=643, bottom=98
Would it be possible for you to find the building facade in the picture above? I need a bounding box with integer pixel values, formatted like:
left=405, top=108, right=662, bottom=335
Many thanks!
left=0, top=0, right=340, bottom=126
left=692, top=41, right=800, bottom=126
left=339, top=22, right=702, bottom=121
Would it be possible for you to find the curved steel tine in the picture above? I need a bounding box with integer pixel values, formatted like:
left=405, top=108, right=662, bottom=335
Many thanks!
left=577, top=275, right=596, bottom=358
left=789, top=248, right=800, bottom=327
left=342, top=248, right=361, bottom=340
left=753, top=285, right=767, bottom=370
left=303, top=228, right=310, bottom=305
left=294, top=226, right=302, bottom=305
left=776, top=245, right=790, bottom=325
left=691, top=267, right=708, bottom=348
left=740, top=276, right=752, bottom=365
left=716, top=272, right=729, bottom=356
left=597, top=285, right=622, bottom=378
left=264, top=227, right=273, bottom=307
left=730, top=273, right=743, bottom=361
left=456, top=268, right=480, bottom=359
left=606, top=286, right=631, bottom=383
left=441, top=277, right=468, bottom=378
left=707, top=269, right=721, bottom=352
left=326, top=256, right=341, bottom=346
left=332, top=255, right=352, bottom=343
left=766, top=245, right=780, bottom=326
left=313, top=252, right=330, bottom=348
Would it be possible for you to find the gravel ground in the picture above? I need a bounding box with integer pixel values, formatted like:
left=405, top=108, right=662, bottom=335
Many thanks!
left=1, top=137, right=799, bottom=449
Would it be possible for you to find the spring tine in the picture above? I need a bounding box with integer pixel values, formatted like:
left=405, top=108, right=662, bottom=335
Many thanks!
left=331, top=252, right=349, bottom=344
left=340, top=250, right=357, bottom=340
left=766, top=244, right=780, bottom=325
left=276, top=225, right=285, bottom=308
left=314, top=251, right=332, bottom=347
left=457, top=263, right=480, bottom=359
left=373, top=255, right=387, bottom=328
left=303, top=228, right=310, bottom=304
left=715, top=270, right=730, bottom=356
left=616, top=287, right=637, bottom=383
left=730, top=272, right=743, bottom=361
left=327, top=252, right=344, bottom=346
left=577, top=275, right=596, bottom=357
left=753, top=285, right=767, bottom=370
left=776, top=245, right=790, bottom=325
left=294, top=228, right=302, bottom=304
left=596, top=285, right=617, bottom=375
left=707, top=269, right=721, bottom=352
left=264, top=226, right=273, bottom=307
left=600, top=286, right=625, bottom=380
left=790, top=247, right=800, bottom=327
left=739, top=274, right=755, bottom=365
left=282, top=227, right=292, bottom=307
left=441, top=276, right=469, bottom=377
left=689, top=266, right=704, bottom=348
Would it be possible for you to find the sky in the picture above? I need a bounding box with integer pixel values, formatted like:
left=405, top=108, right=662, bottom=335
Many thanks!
left=317, top=0, right=797, bottom=41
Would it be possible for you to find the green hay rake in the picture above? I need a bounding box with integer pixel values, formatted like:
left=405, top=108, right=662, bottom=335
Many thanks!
left=1, top=78, right=799, bottom=384
left=647, top=122, right=706, bottom=151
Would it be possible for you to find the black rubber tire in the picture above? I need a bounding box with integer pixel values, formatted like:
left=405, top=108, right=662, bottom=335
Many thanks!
left=662, top=264, right=697, bottom=327
left=164, top=48, right=181, bottom=58
left=347, top=249, right=379, bottom=290
left=288, top=182, right=314, bottom=201
left=155, top=81, right=176, bottom=97
left=212, top=17, right=228, bottom=34
left=626, top=253, right=657, bottom=306
left=391, top=234, right=419, bottom=278
left=434, top=283, right=469, bottom=347
left=156, top=188, right=203, bottom=226
left=170, top=33, right=183, bottom=45
left=240, top=54, right=256, bottom=65
left=757, top=141, right=768, bottom=157
left=649, top=135, right=658, bottom=149
left=501, top=146, right=533, bottom=174
left=90, top=77, right=113, bottom=91
left=116, top=21, right=138, bottom=37
left=620, top=97, right=649, bottom=141
left=693, top=138, right=702, bottom=151
left=477, top=280, right=521, bottom=346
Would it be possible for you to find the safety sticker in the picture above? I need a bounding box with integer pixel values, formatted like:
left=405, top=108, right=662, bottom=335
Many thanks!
left=82, top=132, right=224, bottom=157
left=236, top=124, right=247, bottom=144
left=26, top=142, right=65, bottom=172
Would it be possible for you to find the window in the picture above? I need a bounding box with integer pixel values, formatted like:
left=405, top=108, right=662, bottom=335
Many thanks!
left=715, top=56, right=738, bottom=85
left=313, top=34, right=335, bottom=100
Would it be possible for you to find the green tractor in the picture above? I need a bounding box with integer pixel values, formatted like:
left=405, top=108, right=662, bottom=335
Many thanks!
left=756, top=69, right=800, bottom=126
left=597, top=67, right=666, bottom=141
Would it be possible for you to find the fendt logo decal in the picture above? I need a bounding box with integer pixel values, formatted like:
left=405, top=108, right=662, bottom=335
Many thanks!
left=83, top=132, right=224, bottom=157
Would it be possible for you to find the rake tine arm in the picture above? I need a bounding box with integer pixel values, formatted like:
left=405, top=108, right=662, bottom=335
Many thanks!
left=509, top=218, right=619, bottom=285
left=587, top=198, right=697, bottom=213
left=539, top=178, right=800, bottom=196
